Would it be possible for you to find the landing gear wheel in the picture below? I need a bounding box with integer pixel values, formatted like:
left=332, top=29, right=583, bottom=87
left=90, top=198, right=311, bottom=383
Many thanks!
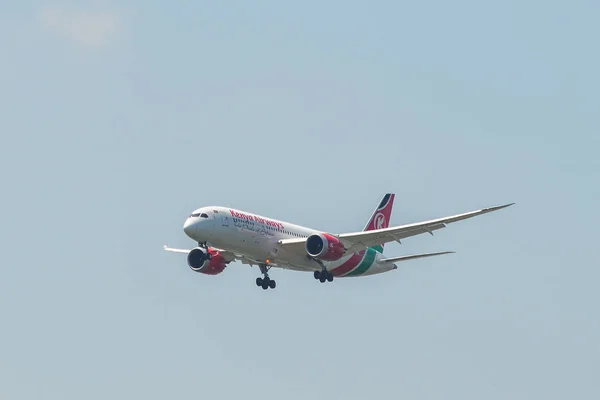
left=262, top=276, right=271, bottom=289
left=313, top=269, right=333, bottom=283
left=315, top=269, right=333, bottom=283
left=312, top=258, right=333, bottom=284
left=257, top=264, right=276, bottom=290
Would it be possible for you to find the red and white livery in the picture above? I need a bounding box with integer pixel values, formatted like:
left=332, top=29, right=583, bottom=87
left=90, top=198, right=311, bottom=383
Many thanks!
left=164, top=193, right=513, bottom=290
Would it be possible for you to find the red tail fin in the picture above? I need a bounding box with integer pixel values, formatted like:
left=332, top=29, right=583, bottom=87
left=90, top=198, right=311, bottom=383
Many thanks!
left=363, top=193, right=395, bottom=252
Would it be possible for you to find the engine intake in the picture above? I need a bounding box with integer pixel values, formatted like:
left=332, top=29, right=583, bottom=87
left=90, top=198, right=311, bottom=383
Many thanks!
left=305, top=233, right=345, bottom=261
left=187, top=247, right=227, bottom=275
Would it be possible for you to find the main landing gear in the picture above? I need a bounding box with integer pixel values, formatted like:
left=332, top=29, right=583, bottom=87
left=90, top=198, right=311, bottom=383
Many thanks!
left=256, top=264, right=276, bottom=290
left=313, top=269, right=334, bottom=283
left=310, top=258, right=333, bottom=283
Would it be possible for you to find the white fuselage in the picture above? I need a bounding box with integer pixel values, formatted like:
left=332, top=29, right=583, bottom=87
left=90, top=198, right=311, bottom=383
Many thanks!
left=182, top=206, right=396, bottom=277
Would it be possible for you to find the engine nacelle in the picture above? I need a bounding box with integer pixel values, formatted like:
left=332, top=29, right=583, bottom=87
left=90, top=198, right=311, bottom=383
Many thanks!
left=305, top=233, right=345, bottom=261
left=187, top=247, right=227, bottom=275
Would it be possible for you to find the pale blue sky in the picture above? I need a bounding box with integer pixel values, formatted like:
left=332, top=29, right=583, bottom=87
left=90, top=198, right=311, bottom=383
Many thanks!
left=1, top=1, right=599, bottom=399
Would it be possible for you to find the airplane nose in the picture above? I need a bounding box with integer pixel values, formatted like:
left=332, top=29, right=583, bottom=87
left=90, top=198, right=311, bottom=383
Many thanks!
left=183, top=218, right=197, bottom=237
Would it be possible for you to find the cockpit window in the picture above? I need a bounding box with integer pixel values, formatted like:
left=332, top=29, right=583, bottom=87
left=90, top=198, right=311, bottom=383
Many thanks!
left=190, top=212, right=209, bottom=218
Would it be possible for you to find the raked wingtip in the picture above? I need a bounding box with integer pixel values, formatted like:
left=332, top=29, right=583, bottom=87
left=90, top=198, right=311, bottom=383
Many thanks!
left=490, top=202, right=515, bottom=211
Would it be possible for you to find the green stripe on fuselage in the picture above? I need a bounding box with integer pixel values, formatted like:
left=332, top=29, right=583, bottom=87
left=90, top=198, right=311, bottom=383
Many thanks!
left=345, top=248, right=377, bottom=276
left=372, top=245, right=383, bottom=253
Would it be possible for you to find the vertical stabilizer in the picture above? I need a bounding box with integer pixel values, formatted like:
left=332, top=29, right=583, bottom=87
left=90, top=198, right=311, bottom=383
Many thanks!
left=362, top=193, right=395, bottom=252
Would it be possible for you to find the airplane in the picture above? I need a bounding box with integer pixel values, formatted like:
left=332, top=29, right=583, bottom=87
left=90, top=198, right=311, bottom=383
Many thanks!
left=164, top=194, right=514, bottom=290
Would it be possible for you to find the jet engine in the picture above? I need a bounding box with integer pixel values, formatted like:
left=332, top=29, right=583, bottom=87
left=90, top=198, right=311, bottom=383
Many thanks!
left=305, top=233, right=345, bottom=261
left=187, top=247, right=227, bottom=275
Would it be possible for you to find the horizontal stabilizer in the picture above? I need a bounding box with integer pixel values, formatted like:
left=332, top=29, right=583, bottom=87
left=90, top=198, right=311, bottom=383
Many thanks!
left=380, top=251, right=455, bottom=264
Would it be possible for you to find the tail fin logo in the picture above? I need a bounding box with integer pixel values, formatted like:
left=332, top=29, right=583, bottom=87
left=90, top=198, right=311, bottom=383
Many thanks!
left=374, top=213, right=386, bottom=230
left=363, top=193, right=395, bottom=234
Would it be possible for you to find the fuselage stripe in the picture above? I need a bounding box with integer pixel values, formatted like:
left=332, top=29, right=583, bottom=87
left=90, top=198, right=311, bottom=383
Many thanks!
left=330, top=251, right=366, bottom=277
left=343, top=248, right=377, bottom=276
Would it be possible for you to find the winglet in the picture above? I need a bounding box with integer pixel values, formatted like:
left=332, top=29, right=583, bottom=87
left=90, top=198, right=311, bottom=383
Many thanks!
left=493, top=202, right=515, bottom=210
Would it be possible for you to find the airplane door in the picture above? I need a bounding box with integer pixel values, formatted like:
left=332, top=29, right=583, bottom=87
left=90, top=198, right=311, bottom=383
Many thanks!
left=221, top=215, right=229, bottom=227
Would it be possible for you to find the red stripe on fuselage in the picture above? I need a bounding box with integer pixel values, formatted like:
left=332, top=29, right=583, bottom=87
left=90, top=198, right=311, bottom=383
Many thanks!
left=330, top=251, right=365, bottom=277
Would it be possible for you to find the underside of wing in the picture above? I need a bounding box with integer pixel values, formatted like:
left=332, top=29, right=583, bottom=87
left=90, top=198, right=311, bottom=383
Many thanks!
left=163, top=245, right=248, bottom=264
left=163, top=246, right=191, bottom=254
left=276, top=237, right=307, bottom=256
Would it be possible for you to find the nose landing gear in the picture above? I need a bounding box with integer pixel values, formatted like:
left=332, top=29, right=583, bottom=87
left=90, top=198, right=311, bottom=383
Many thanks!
left=256, top=264, right=276, bottom=290
left=197, top=242, right=212, bottom=259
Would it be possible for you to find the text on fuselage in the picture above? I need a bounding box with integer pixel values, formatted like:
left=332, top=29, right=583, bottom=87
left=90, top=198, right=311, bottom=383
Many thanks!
left=229, top=210, right=284, bottom=230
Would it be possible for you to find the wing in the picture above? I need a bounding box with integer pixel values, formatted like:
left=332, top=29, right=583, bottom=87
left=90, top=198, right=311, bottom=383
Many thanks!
left=339, top=203, right=514, bottom=253
left=163, top=246, right=192, bottom=254
left=163, top=245, right=292, bottom=270
left=278, top=203, right=514, bottom=255
left=163, top=245, right=244, bottom=264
